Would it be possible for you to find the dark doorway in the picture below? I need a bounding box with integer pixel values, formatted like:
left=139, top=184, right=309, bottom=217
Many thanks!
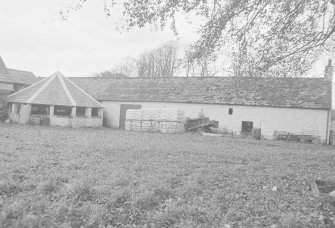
left=119, top=104, right=141, bottom=129
left=241, top=121, right=253, bottom=135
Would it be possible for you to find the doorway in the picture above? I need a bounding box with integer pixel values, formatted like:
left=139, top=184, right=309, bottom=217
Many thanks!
left=241, top=121, right=253, bottom=135
left=119, top=104, right=141, bottom=129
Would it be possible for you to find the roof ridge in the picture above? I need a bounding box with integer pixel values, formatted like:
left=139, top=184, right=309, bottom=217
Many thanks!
left=57, top=73, right=76, bottom=106
left=8, top=76, right=49, bottom=98
left=64, top=76, right=103, bottom=107
left=7, top=68, right=33, bottom=73
left=27, top=73, right=58, bottom=103
left=69, top=76, right=324, bottom=80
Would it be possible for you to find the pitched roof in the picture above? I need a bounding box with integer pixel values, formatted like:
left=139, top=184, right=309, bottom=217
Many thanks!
left=0, top=56, right=36, bottom=85
left=8, top=69, right=37, bottom=85
left=0, top=56, right=13, bottom=83
left=70, top=77, right=113, bottom=99
left=8, top=72, right=103, bottom=108
left=70, top=77, right=331, bottom=109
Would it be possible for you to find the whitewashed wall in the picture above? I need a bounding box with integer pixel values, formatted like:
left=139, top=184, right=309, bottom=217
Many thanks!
left=102, top=101, right=329, bottom=142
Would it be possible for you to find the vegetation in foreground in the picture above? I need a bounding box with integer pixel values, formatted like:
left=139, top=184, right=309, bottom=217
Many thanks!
left=0, top=123, right=335, bottom=227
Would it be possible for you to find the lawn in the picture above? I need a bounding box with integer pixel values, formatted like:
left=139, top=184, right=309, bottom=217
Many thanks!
left=0, top=124, right=335, bottom=227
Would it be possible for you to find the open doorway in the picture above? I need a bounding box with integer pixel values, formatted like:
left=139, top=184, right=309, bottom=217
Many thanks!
left=119, top=104, right=141, bottom=129
left=241, top=121, right=253, bottom=135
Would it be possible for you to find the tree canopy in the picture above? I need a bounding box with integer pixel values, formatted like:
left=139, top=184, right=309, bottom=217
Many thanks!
left=62, top=0, right=335, bottom=76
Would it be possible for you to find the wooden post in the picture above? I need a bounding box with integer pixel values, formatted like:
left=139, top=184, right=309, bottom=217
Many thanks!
left=71, top=107, right=76, bottom=117
left=85, top=107, right=92, bottom=117
left=50, top=105, right=54, bottom=116
left=11, top=103, right=18, bottom=113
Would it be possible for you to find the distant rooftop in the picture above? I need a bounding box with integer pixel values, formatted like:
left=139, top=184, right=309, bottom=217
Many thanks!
left=0, top=56, right=37, bottom=85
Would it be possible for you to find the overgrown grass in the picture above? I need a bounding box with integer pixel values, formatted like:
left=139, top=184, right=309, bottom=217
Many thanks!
left=0, top=123, right=335, bottom=227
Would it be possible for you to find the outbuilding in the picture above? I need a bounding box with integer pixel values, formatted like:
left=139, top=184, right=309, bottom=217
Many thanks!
left=7, top=71, right=103, bottom=127
left=0, top=56, right=37, bottom=112
left=71, top=61, right=334, bottom=143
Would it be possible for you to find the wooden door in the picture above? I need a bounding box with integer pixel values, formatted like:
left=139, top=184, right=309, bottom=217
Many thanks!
left=119, top=104, right=141, bottom=129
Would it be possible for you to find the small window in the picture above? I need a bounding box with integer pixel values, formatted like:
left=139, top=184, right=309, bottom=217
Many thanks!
left=76, top=107, right=85, bottom=116
left=31, top=105, right=49, bottom=115
left=92, top=108, right=99, bottom=117
left=54, top=106, right=72, bottom=116
left=228, top=108, right=233, bottom=115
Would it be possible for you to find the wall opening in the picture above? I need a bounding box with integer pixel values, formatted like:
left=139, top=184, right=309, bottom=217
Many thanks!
left=6, top=103, right=11, bottom=112
left=241, top=121, right=253, bottom=135
left=76, top=107, right=85, bottom=116
left=31, top=105, right=49, bottom=115
left=92, top=108, right=99, bottom=117
left=54, top=106, right=71, bottom=116
left=119, top=104, right=142, bottom=129
left=228, top=108, right=233, bottom=115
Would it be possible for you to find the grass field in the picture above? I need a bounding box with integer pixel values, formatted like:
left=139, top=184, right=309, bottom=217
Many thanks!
left=0, top=123, right=335, bottom=227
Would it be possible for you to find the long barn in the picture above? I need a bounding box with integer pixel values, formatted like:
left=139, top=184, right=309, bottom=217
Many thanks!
left=70, top=61, right=334, bottom=144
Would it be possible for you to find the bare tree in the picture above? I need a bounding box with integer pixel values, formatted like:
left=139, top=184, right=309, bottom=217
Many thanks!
left=111, top=57, right=138, bottom=77
left=62, top=0, right=335, bottom=76
left=181, top=46, right=219, bottom=77
left=96, top=71, right=128, bottom=78
left=137, top=41, right=182, bottom=77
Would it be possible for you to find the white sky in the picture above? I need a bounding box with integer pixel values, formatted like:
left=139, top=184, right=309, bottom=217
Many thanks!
left=0, top=0, right=199, bottom=77
left=0, top=0, right=332, bottom=79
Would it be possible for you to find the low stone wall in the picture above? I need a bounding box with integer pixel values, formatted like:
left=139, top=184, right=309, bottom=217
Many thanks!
left=9, top=113, right=102, bottom=128
left=71, top=117, right=103, bottom=128
left=49, top=116, right=102, bottom=128
left=49, top=116, right=71, bottom=127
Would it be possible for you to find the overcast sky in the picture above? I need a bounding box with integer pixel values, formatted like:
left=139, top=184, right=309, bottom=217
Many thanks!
left=0, top=0, right=332, bottom=78
left=0, top=0, right=199, bottom=77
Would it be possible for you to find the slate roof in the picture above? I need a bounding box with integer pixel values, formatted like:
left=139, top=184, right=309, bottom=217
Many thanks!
left=0, top=56, right=36, bottom=85
left=8, top=72, right=103, bottom=108
left=70, top=77, right=331, bottom=110
left=7, top=69, right=37, bottom=85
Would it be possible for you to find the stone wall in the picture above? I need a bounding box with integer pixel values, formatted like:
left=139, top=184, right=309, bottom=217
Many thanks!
left=102, top=101, right=329, bottom=143
left=49, top=116, right=102, bottom=128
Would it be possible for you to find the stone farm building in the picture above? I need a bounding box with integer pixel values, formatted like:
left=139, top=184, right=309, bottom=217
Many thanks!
left=70, top=62, right=334, bottom=144
left=3, top=59, right=334, bottom=144
left=7, top=72, right=104, bottom=127
left=0, top=56, right=36, bottom=112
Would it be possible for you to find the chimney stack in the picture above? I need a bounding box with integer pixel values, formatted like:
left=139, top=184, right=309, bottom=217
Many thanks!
left=324, top=59, right=334, bottom=81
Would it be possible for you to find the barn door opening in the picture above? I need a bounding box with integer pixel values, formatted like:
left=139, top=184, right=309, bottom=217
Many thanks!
left=241, top=121, right=253, bottom=135
left=119, top=104, right=141, bottom=129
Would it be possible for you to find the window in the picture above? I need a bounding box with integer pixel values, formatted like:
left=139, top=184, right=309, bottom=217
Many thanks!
left=228, top=108, right=233, bottom=115
left=76, top=107, right=85, bottom=116
left=31, top=105, right=49, bottom=115
left=54, top=106, right=71, bottom=116
left=92, top=108, right=99, bottom=117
